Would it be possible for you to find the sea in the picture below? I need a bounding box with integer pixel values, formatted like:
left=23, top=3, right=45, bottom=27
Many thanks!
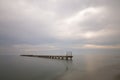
left=0, top=52, right=120, bottom=80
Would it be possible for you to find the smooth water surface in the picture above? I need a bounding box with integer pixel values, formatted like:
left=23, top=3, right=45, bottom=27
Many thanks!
left=0, top=53, right=120, bottom=80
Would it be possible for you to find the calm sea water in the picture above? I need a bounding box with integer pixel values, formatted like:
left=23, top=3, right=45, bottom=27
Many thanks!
left=0, top=53, right=120, bottom=80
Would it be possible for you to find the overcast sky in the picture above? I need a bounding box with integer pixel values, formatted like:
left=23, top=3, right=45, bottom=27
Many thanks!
left=0, top=0, right=120, bottom=55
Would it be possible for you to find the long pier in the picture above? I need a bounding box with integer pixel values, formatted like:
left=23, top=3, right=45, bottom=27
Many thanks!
left=20, top=55, right=73, bottom=60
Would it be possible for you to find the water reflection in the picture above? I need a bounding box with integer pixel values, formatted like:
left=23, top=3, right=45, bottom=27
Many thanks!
left=53, top=60, right=73, bottom=80
left=64, top=60, right=73, bottom=72
left=55, top=54, right=120, bottom=80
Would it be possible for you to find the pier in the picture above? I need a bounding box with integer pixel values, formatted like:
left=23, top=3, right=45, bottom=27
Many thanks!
left=20, top=51, right=73, bottom=60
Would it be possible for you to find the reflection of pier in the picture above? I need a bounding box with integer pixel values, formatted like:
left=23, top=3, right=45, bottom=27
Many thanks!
left=53, top=60, right=73, bottom=80
left=21, top=51, right=73, bottom=60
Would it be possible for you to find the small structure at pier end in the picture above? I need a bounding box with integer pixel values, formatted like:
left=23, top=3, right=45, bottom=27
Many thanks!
left=21, top=51, right=73, bottom=60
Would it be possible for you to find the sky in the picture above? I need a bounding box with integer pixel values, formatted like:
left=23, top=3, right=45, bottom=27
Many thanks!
left=0, top=0, right=120, bottom=55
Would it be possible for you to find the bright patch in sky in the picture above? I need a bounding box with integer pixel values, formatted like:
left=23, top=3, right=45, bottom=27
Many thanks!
left=84, top=32, right=95, bottom=39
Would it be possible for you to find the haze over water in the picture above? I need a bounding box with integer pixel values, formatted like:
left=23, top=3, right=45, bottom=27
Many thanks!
left=0, top=52, right=120, bottom=80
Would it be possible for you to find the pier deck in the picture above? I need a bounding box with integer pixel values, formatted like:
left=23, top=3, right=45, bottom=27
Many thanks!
left=20, top=55, right=73, bottom=60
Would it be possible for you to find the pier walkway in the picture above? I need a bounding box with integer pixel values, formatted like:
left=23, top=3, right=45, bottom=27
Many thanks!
left=21, top=55, right=73, bottom=60
left=21, top=52, right=73, bottom=60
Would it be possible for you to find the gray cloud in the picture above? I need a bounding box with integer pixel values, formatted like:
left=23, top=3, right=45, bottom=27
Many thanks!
left=0, top=0, right=120, bottom=54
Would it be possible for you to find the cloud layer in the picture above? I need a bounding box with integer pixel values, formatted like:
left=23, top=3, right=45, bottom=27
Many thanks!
left=0, top=0, right=120, bottom=54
